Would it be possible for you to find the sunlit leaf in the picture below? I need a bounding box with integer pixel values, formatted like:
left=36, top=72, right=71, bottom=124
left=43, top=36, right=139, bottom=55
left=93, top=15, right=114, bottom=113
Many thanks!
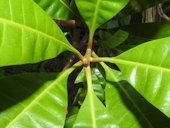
left=101, top=62, right=170, bottom=127
left=73, top=90, right=118, bottom=128
left=106, top=37, right=170, bottom=117
left=75, top=0, right=129, bottom=34
left=0, top=0, right=77, bottom=67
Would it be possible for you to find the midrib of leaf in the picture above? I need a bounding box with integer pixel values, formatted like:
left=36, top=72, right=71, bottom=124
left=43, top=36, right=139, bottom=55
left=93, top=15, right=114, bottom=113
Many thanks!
left=5, top=68, right=73, bottom=127
left=0, top=18, right=76, bottom=52
left=89, top=92, right=96, bottom=128
left=90, top=0, right=101, bottom=34
left=85, top=66, right=96, bottom=128
left=100, top=62, right=154, bottom=128
left=111, top=58, right=170, bottom=73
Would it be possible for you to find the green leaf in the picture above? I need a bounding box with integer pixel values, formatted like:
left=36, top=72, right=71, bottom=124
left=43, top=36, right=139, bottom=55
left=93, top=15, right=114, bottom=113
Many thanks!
left=0, top=0, right=77, bottom=67
left=101, top=63, right=145, bottom=128
left=106, top=81, right=170, bottom=128
left=119, top=21, right=170, bottom=47
left=101, top=30, right=129, bottom=49
left=115, top=22, right=170, bottom=52
left=75, top=67, right=105, bottom=103
left=120, top=0, right=166, bottom=17
left=73, top=66, right=118, bottom=127
left=73, top=91, right=118, bottom=128
left=75, top=0, right=129, bottom=34
left=106, top=37, right=170, bottom=117
left=65, top=114, right=77, bottom=128
left=0, top=64, right=79, bottom=127
left=102, top=62, right=170, bottom=127
left=33, top=0, right=74, bottom=20
left=105, top=82, right=143, bottom=128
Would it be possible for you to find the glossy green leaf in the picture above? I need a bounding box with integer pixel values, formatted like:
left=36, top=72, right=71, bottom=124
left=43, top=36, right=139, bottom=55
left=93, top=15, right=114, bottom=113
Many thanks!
left=33, top=0, right=73, bottom=20
left=101, top=63, right=145, bottom=127
left=106, top=83, right=142, bottom=128
left=75, top=0, right=129, bottom=34
left=105, top=37, right=170, bottom=117
left=0, top=0, right=77, bottom=67
left=0, top=65, right=78, bottom=127
left=73, top=65, right=118, bottom=127
left=75, top=68, right=105, bottom=103
left=101, top=62, right=170, bottom=127
left=120, top=0, right=166, bottom=17
left=73, top=91, right=118, bottom=128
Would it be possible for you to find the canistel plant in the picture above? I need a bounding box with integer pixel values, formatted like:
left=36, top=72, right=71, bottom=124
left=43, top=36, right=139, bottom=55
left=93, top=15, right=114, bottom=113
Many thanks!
left=0, top=0, right=170, bottom=127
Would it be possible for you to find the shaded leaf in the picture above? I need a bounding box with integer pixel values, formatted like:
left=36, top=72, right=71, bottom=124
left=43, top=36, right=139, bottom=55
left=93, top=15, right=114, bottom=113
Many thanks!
left=120, top=0, right=166, bottom=17
left=101, top=30, right=129, bottom=49
left=33, top=0, right=74, bottom=20
left=120, top=21, right=170, bottom=47
left=0, top=64, right=78, bottom=127
left=106, top=82, right=143, bottom=128
left=65, top=114, right=77, bottom=128
left=75, top=67, right=105, bottom=103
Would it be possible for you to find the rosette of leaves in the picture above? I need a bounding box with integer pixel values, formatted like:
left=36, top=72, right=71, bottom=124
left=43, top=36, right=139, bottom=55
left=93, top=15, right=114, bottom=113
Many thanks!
left=0, top=0, right=170, bottom=127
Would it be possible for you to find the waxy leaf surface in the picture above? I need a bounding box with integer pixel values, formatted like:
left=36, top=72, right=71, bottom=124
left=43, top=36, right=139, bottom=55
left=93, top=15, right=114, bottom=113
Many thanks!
left=75, top=0, right=129, bottom=33
left=102, top=63, right=170, bottom=127
left=73, top=91, right=118, bottom=128
left=0, top=66, right=76, bottom=127
left=107, top=37, right=170, bottom=117
left=0, top=0, right=75, bottom=67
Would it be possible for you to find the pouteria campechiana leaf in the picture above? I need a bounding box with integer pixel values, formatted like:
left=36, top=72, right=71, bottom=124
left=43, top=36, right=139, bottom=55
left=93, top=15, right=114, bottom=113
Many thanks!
left=73, top=90, right=118, bottom=128
left=106, top=37, right=170, bottom=118
left=0, top=0, right=77, bottom=67
left=101, top=62, right=170, bottom=127
left=75, top=0, right=129, bottom=34
left=72, top=66, right=118, bottom=128
left=0, top=63, right=81, bottom=128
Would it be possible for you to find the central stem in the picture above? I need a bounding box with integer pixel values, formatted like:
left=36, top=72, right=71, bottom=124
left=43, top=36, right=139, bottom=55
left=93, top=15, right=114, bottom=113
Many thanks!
left=83, top=29, right=95, bottom=66
left=83, top=48, right=92, bottom=67
left=87, top=30, right=95, bottom=50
